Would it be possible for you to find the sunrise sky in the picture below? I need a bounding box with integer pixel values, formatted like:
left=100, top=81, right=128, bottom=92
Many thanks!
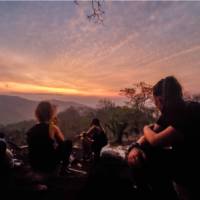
left=0, top=1, right=200, bottom=106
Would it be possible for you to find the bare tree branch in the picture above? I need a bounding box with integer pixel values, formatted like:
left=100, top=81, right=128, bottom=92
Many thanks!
left=120, top=82, right=153, bottom=110
left=74, top=0, right=79, bottom=6
left=87, top=0, right=105, bottom=24
left=74, top=0, right=105, bottom=24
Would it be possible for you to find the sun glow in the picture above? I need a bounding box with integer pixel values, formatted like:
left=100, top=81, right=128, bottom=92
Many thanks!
left=0, top=82, right=87, bottom=95
left=0, top=82, right=117, bottom=97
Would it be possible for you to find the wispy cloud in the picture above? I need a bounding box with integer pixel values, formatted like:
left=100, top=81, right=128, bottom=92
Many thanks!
left=0, top=1, right=200, bottom=104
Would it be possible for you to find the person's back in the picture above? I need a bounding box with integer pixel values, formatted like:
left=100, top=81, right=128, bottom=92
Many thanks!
left=83, top=118, right=107, bottom=161
left=171, top=101, right=200, bottom=184
left=27, top=101, right=72, bottom=174
left=90, top=126, right=108, bottom=160
left=182, top=101, right=200, bottom=148
left=27, top=122, right=56, bottom=172
left=91, top=126, right=107, bottom=150
left=165, top=100, right=200, bottom=199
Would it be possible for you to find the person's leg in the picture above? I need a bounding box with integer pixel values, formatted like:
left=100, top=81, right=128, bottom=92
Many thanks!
left=56, top=140, right=73, bottom=173
left=146, top=149, right=179, bottom=200
left=91, top=141, right=103, bottom=162
left=82, top=139, right=92, bottom=161
left=149, top=174, right=179, bottom=200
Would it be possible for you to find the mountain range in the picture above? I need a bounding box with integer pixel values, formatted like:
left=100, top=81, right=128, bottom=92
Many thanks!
left=0, top=95, right=88, bottom=125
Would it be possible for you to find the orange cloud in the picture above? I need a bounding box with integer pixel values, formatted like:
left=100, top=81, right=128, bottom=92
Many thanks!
left=0, top=81, right=118, bottom=97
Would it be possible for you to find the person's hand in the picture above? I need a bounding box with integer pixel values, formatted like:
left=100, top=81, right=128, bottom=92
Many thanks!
left=137, top=136, right=146, bottom=145
left=127, top=148, right=145, bottom=168
left=84, top=136, right=94, bottom=144
left=143, top=125, right=151, bottom=133
left=148, top=124, right=155, bottom=130
left=88, top=138, right=94, bottom=143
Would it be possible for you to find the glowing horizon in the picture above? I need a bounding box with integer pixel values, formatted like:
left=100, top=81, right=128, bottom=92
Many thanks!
left=0, top=81, right=118, bottom=97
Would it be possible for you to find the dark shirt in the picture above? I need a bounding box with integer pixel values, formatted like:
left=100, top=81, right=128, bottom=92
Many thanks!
left=157, top=101, right=200, bottom=151
left=157, top=101, right=200, bottom=179
left=27, top=123, right=57, bottom=171
left=90, top=126, right=107, bottom=152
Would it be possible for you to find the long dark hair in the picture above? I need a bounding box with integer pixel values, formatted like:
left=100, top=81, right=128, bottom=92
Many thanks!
left=153, top=76, right=183, bottom=111
left=35, top=101, right=53, bottom=123
left=90, top=118, right=101, bottom=127
left=90, top=118, right=105, bottom=131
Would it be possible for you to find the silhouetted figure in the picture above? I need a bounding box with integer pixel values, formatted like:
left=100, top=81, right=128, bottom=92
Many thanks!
left=128, top=76, right=200, bottom=199
left=80, top=131, right=92, bottom=161
left=0, top=134, right=8, bottom=171
left=0, top=132, right=13, bottom=190
left=82, top=118, right=107, bottom=162
left=27, top=101, right=72, bottom=174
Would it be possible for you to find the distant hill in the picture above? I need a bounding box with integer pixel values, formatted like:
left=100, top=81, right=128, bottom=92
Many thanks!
left=0, top=103, right=94, bottom=145
left=0, top=95, right=89, bottom=125
left=50, top=99, right=87, bottom=113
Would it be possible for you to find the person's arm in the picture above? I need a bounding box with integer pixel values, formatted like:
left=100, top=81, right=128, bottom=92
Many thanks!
left=136, top=135, right=147, bottom=145
left=136, top=123, right=161, bottom=144
left=84, top=126, right=95, bottom=143
left=53, top=125, right=65, bottom=143
left=151, top=123, right=161, bottom=132
left=86, top=126, right=95, bottom=134
left=143, top=125, right=183, bottom=147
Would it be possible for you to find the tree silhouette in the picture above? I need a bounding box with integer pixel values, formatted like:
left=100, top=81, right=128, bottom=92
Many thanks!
left=75, top=0, right=105, bottom=24
left=87, top=0, right=105, bottom=24
left=120, top=82, right=153, bottom=110
left=120, top=82, right=155, bottom=136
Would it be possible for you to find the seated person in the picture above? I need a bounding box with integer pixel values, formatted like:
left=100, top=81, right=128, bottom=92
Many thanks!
left=27, top=101, right=72, bottom=174
left=0, top=133, right=13, bottom=189
left=127, top=76, right=200, bottom=199
left=81, top=118, right=107, bottom=161
left=80, top=131, right=93, bottom=161
left=0, top=132, right=13, bottom=168
left=0, top=138, right=10, bottom=171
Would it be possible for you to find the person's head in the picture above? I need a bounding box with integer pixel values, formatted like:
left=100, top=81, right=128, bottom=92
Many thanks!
left=153, top=76, right=183, bottom=112
left=35, top=101, right=54, bottom=123
left=90, top=118, right=101, bottom=127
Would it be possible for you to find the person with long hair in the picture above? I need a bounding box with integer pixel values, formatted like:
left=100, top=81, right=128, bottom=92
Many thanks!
left=27, top=101, right=72, bottom=175
left=82, top=118, right=107, bottom=161
left=127, top=76, right=200, bottom=199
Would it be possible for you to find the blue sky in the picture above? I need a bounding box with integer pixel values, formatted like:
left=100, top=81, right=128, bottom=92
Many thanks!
left=0, top=1, right=200, bottom=106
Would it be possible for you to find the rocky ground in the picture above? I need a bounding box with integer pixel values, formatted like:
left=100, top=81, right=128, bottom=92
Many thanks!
left=1, top=144, right=186, bottom=200
left=1, top=144, right=140, bottom=200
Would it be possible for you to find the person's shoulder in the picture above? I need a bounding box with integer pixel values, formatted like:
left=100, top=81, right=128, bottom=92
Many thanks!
left=27, top=123, right=48, bottom=135
left=88, top=125, right=96, bottom=132
left=93, top=125, right=102, bottom=132
left=27, top=124, right=36, bottom=132
left=51, top=124, right=60, bottom=132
